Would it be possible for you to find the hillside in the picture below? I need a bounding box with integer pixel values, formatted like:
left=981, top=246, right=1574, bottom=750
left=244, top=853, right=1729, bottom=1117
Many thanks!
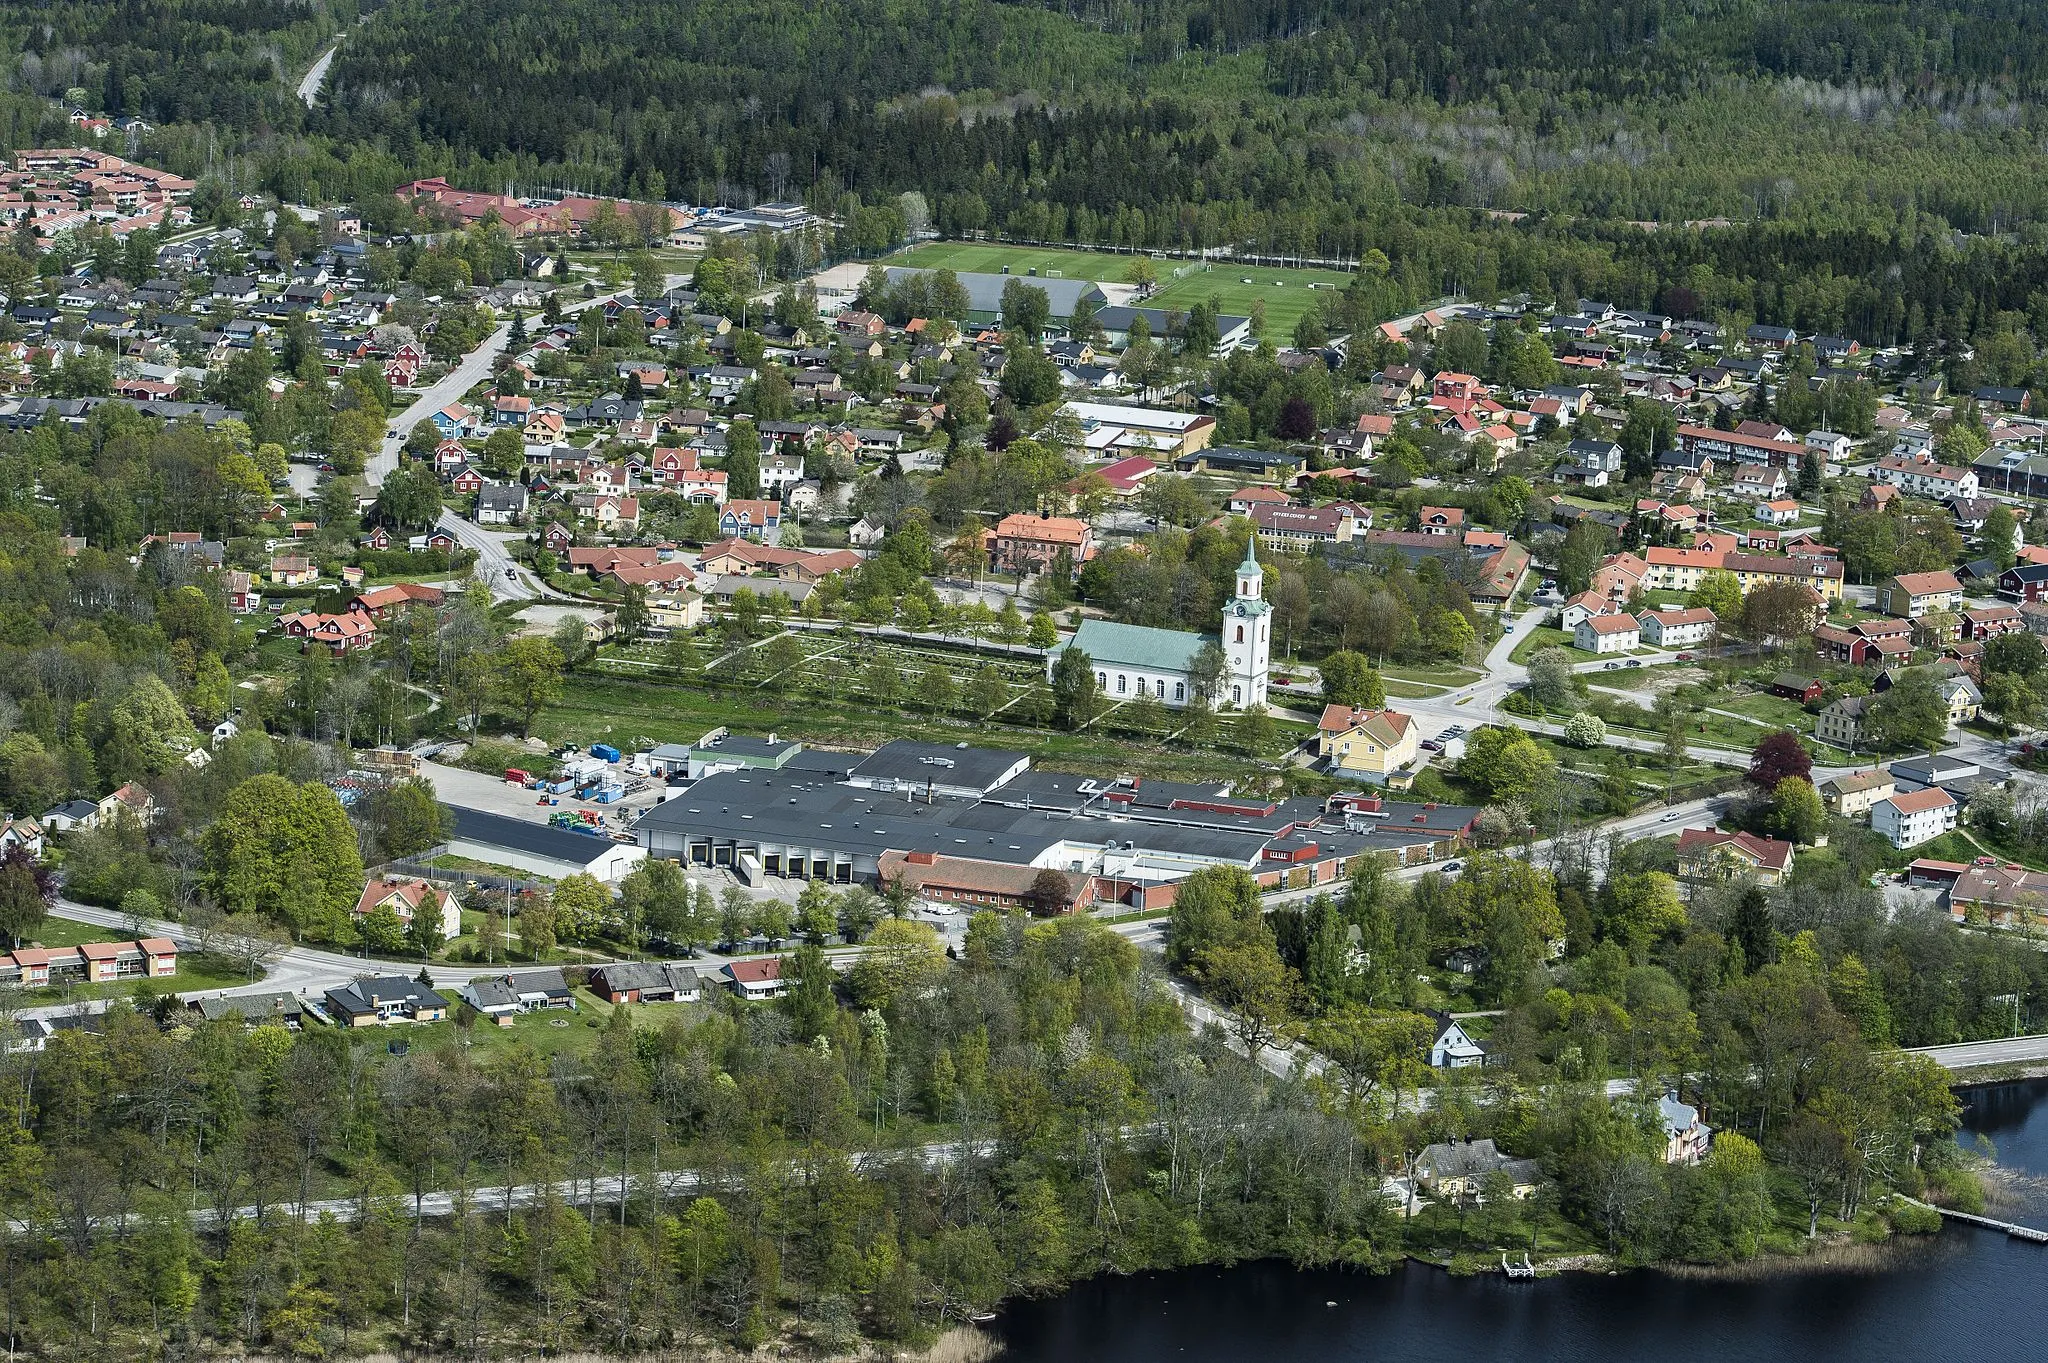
left=300, top=0, right=2048, bottom=236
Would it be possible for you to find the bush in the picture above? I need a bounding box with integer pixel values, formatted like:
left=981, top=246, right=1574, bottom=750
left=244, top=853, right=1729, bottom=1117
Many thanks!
left=1562, top=711, right=1607, bottom=747
left=1927, top=1163, right=1987, bottom=1214
left=1888, top=1199, right=1943, bottom=1235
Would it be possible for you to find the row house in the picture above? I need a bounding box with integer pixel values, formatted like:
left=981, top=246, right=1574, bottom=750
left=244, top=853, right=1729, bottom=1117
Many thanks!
left=1676, top=424, right=1806, bottom=470
left=1998, top=563, right=2048, bottom=603
left=1875, top=455, right=1980, bottom=500
left=1960, top=604, right=2025, bottom=642
left=0, top=937, right=177, bottom=987
left=1636, top=607, right=1717, bottom=648
left=350, top=582, right=445, bottom=621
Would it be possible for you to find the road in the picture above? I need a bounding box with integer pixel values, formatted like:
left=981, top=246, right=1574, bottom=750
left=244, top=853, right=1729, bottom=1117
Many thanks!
left=369, top=320, right=516, bottom=487
left=1903, top=1034, right=2048, bottom=1070
left=39, top=897, right=418, bottom=1012
left=297, top=41, right=341, bottom=107
left=371, top=289, right=621, bottom=489
left=436, top=507, right=542, bottom=602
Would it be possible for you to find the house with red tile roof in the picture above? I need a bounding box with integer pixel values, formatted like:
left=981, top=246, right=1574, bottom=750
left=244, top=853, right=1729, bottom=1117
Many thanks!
left=352, top=876, right=461, bottom=940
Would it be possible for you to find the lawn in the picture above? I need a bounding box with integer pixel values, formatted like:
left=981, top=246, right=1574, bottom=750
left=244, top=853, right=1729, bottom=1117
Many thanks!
left=1509, top=626, right=1579, bottom=665
left=1716, top=690, right=1820, bottom=733
left=27, top=915, right=145, bottom=949
left=1150, top=260, right=1358, bottom=335
left=1382, top=662, right=1483, bottom=687
left=887, top=243, right=1356, bottom=334
left=407, top=989, right=627, bottom=1063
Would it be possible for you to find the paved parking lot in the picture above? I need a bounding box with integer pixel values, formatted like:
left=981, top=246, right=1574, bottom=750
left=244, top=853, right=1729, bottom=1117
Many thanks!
left=419, top=758, right=665, bottom=832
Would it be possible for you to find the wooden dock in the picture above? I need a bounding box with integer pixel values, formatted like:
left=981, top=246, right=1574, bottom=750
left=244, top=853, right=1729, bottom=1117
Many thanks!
left=1501, top=1252, right=1536, bottom=1278
left=1901, top=1196, right=2048, bottom=1243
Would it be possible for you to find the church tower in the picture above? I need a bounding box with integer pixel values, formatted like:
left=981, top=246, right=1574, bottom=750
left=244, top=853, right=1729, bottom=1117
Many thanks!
left=1220, top=535, right=1271, bottom=709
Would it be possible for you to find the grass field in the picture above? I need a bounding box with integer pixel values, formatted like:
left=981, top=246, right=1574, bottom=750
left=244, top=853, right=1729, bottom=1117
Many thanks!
left=888, top=243, right=1355, bottom=335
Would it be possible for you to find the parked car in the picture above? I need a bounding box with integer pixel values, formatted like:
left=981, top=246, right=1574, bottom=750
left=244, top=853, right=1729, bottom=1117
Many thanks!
left=1605, top=661, right=1622, bottom=669
left=1441, top=860, right=1465, bottom=874
left=1624, top=659, right=1642, bottom=668
left=1675, top=652, right=1694, bottom=661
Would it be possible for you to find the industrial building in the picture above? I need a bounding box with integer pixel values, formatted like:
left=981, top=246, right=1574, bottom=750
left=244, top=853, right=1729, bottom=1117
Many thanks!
left=631, top=740, right=1477, bottom=907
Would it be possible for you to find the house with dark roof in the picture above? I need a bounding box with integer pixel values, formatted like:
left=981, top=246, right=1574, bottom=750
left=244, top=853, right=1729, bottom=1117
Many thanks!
left=589, top=961, right=703, bottom=1004
left=323, top=975, right=450, bottom=1027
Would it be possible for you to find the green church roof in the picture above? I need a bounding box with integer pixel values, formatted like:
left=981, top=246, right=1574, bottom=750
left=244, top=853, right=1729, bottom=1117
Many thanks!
left=1059, top=619, right=1213, bottom=674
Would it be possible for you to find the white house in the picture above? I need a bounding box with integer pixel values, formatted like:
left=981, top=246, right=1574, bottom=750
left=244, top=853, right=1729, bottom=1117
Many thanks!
left=1804, top=430, right=1852, bottom=461
left=1574, top=613, right=1641, bottom=654
left=759, top=451, right=805, bottom=497
left=1426, top=1010, right=1486, bottom=1068
left=1870, top=786, right=1958, bottom=849
left=1636, top=607, right=1717, bottom=648
left=1558, top=591, right=1613, bottom=633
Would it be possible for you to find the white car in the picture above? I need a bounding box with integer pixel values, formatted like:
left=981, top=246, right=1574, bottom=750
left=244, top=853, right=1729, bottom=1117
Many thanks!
left=1661, top=811, right=1680, bottom=822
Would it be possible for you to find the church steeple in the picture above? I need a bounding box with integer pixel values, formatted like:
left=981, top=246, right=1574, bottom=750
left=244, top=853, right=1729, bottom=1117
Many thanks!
left=1236, top=534, right=1263, bottom=602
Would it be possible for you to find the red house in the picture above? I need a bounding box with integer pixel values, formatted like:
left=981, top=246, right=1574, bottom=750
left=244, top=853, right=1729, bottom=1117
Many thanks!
left=1768, top=673, right=1825, bottom=703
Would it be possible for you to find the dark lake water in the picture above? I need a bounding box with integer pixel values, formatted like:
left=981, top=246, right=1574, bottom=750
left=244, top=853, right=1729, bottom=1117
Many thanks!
left=994, top=1079, right=2048, bottom=1363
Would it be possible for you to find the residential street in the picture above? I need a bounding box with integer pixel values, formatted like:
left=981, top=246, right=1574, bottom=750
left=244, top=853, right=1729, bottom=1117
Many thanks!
left=437, top=507, right=541, bottom=601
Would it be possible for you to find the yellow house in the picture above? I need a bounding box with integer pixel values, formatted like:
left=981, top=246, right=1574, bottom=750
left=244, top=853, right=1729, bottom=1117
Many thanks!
left=1317, top=705, right=1419, bottom=783
left=1938, top=675, right=1981, bottom=725
left=1723, top=551, right=1845, bottom=603
left=648, top=593, right=705, bottom=632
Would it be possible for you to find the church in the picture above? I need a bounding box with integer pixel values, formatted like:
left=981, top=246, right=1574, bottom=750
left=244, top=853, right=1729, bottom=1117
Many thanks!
left=1048, top=537, right=1271, bottom=710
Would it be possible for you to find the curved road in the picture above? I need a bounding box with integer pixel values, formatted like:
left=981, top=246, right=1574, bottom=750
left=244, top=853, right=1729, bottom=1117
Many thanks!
left=297, top=41, right=341, bottom=107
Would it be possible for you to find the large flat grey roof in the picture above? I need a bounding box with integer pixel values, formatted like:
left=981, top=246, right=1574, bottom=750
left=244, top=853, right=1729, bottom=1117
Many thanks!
left=847, top=739, right=1029, bottom=793
left=635, top=771, right=1066, bottom=864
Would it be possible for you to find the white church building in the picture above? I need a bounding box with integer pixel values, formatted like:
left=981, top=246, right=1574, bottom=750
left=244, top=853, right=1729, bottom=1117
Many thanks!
left=1049, top=537, right=1271, bottom=710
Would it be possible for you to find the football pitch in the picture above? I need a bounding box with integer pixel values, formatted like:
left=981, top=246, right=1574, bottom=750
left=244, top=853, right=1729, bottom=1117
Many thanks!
left=889, top=242, right=1355, bottom=335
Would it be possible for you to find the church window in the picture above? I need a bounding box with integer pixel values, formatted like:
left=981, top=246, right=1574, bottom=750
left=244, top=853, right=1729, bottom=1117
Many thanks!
left=1175, top=682, right=1185, bottom=701
left=1235, top=625, right=1244, bottom=643
left=1232, top=685, right=1242, bottom=703
left=1116, top=674, right=1127, bottom=693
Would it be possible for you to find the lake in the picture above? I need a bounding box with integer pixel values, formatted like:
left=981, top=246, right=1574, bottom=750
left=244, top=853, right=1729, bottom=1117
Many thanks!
left=993, top=1078, right=2048, bottom=1363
